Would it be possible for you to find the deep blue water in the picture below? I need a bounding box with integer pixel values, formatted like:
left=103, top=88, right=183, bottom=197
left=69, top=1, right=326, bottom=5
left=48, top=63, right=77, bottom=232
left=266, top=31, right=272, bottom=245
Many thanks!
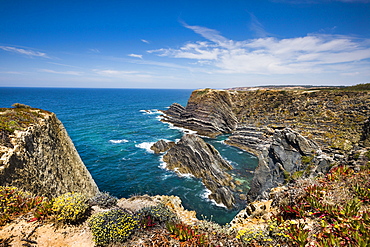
left=0, top=87, right=258, bottom=224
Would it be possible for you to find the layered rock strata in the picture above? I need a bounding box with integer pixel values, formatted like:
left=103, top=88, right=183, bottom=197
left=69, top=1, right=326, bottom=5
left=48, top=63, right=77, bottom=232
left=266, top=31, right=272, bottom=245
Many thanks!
left=150, top=139, right=175, bottom=154
left=0, top=108, right=99, bottom=198
left=161, top=134, right=236, bottom=209
left=162, top=89, right=238, bottom=138
left=162, top=88, right=370, bottom=201
left=224, top=125, right=273, bottom=156
left=247, top=128, right=331, bottom=201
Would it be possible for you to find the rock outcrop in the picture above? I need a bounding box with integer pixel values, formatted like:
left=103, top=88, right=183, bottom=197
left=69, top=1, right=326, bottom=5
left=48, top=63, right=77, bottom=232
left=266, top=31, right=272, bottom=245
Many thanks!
left=162, top=134, right=236, bottom=209
left=150, top=139, right=175, bottom=154
left=162, top=87, right=370, bottom=202
left=0, top=108, right=99, bottom=198
left=162, top=89, right=238, bottom=138
left=224, top=125, right=273, bottom=156
left=247, top=128, right=330, bottom=201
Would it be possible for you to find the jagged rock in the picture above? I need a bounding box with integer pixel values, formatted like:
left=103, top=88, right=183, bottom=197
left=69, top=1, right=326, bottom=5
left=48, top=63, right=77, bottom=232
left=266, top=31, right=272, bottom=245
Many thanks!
left=150, top=139, right=175, bottom=154
left=162, top=89, right=238, bottom=137
left=225, top=125, right=273, bottom=155
left=247, top=128, right=323, bottom=202
left=361, top=117, right=370, bottom=147
left=163, top=134, right=236, bottom=209
left=0, top=109, right=99, bottom=198
left=118, top=194, right=198, bottom=225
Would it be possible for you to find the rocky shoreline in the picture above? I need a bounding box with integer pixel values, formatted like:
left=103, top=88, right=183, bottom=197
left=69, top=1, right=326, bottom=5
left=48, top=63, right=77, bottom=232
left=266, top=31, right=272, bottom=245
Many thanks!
left=1, top=85, right=369, bottom=246
left=161, top=87, right=370, bottom=203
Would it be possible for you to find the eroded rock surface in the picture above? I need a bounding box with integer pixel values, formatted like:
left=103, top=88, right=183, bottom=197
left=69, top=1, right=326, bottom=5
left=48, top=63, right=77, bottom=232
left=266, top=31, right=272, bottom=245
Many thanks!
left=247, top=128, right=329, bottom=201
left=162, top=89, right=238, bottom=138
left=0, top=108, right=99, bottom=198
left=150, top=139, right=175, bottom=154
left=162, top=134, right=236, bottom=209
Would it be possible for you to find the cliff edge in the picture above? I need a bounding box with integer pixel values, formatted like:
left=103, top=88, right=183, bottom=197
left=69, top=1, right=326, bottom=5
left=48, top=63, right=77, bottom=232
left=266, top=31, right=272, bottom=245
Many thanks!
left=0, top=106, right=99, bottom=198
left=162, top=86, right=370, bottom=201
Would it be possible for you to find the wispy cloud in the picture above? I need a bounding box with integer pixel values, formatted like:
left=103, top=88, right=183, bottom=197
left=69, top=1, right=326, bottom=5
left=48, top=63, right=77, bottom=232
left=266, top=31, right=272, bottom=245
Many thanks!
left=249, top=13, right=271, bottom=38
left=150, top=25, right=370, bottom=75
left=181, top=22, right=231, bottom=47
left=128, top=54, right=143, bottom=59
left=89, top=48, right=100, bottom=53
left=0, top=46, right=50, bottom=58
left=39, top=69, right=83, bottom=75
left=93, top=69, right=140, bottom=76
left=141, top=39, right=150, bottom=44
left=92, top=69, right=175, bottom=83
left=47, top=62, right=82, bottom=68
left=0, top=71, right=24, bottom=75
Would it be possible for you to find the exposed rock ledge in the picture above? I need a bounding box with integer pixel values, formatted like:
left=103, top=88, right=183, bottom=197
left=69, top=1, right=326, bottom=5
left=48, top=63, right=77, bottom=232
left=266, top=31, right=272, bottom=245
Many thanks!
left=247, top=128, right=331, bottom=202
left=0, top=108, right=99, bottom=198
left=162, top=89, right=238, bottom=138
left=159, top=134, right=236, bottom=209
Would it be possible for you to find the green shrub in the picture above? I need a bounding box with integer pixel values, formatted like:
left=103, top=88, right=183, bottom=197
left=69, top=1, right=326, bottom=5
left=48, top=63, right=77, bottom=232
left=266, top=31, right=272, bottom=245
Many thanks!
left=88, top=209, right=139, bottom=246
left=137, top=203, right=178, bottom=228
left=52, top=192, right=89, bottom=223
left=11, top=103, right=31, bottom=108
left=88, top=192, right=117, bottom=209
left=0, top=186, right=50, bottom=225
left=301, top=155, right=313, bottom=165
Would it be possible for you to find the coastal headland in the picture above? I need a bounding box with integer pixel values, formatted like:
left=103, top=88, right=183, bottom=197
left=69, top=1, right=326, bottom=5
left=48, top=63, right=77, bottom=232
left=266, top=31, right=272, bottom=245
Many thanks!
left=1, top=84, right=369, bottom=246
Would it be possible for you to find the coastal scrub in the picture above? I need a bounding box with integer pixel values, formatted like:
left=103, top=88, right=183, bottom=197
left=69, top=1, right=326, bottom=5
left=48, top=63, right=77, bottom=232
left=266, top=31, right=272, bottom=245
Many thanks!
left=52, top=192, right=89, bottom=223
left=88, top=208, right=139, bottom=246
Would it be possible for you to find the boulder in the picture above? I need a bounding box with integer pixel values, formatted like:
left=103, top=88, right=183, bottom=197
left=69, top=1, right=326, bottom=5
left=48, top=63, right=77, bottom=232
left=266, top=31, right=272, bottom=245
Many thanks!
left=150, top=139, right=175, bottom=154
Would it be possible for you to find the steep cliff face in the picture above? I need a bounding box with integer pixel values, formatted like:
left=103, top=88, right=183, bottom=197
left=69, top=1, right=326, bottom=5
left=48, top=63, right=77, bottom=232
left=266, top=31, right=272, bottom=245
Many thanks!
left=162, top=89, right=238, bottom=138
left=161, top=134, right=236, bottom=209
left=229, top=89, right=370, bottom=152
left=247, top=128, right=331, bottom=201
left=162, top=87, right=370, bottom=202
left=0, top=108, right=99, bottom=198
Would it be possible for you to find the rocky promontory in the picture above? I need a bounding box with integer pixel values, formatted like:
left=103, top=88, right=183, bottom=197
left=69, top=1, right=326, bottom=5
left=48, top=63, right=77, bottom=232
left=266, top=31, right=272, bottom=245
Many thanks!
left=0, top=106, right=99, bottom=198
left=162, top=89, right=238, bottom=138
left=161, top=87, right=370, bottom=201
left=160, top=134, right=236, bottom=209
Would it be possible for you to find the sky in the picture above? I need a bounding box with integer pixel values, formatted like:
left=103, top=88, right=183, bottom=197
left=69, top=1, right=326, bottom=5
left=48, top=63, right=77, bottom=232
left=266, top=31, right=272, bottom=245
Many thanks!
left=0, top=0, right=370, bottom=89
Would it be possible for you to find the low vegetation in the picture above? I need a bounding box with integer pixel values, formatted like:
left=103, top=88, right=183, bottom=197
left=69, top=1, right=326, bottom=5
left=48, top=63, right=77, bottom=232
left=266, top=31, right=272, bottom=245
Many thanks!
left=0, top=105, right=50, bottom=147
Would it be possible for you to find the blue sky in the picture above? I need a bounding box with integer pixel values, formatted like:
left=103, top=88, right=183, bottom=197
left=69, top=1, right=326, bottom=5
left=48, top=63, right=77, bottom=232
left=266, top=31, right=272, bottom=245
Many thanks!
left=1, top=0, right=370, bottom=89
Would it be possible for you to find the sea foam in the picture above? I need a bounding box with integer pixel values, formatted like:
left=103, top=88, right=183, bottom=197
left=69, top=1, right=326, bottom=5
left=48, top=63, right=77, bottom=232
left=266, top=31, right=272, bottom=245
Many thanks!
left=140, top=109, right=161, bottom=115
left=200, top=188, right=227, bottom=209
left=109, top=139, right=129, bottom=144
left=135, top=142, right=155, bottom=153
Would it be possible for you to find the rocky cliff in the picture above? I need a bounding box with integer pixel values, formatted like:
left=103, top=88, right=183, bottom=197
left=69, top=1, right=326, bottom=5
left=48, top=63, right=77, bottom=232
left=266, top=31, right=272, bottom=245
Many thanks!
left=162, top=87, right=370, bottom=201
left=162, top=89, right=238, bottom=138
left=247, top=128, right=332, bottom=201
left=0, top=107, right=99, bottom=198
left=161, top=134, right=236, bottom=209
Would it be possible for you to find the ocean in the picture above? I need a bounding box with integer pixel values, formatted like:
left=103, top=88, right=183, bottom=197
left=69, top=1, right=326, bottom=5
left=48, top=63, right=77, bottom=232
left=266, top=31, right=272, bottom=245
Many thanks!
left=0, top=87, right=258, bottom=224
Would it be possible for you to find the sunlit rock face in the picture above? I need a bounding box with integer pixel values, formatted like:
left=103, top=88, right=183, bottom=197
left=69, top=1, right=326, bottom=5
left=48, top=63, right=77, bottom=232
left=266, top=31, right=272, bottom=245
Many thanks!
left=0, top=108, right=99, bottom=198
left=162, top=89, right=238, bottom=138
left=162, top=134, right=236, bottom=209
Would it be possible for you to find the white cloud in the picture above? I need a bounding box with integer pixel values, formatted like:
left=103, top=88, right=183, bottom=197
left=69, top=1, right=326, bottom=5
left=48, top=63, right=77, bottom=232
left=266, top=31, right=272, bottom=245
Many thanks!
left=128, top=53, right=143, bottom=59
left=0, top=46, right=49, bottom=58
left=94, top=69, right=140, bottom=76
left=141, top=39, right=150, bottom=44
left=39, top=69, right=82, bottom=75
left=89, top=48, right=100, bottom=53
left=249, top=13, right=271, bottom=38
left=150, top=25, right=370, bottom=75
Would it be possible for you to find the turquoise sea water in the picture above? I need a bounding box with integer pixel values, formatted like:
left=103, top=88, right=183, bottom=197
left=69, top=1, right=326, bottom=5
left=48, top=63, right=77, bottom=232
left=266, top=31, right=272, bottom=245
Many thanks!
left=0, top=88, right=258, bottom=224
